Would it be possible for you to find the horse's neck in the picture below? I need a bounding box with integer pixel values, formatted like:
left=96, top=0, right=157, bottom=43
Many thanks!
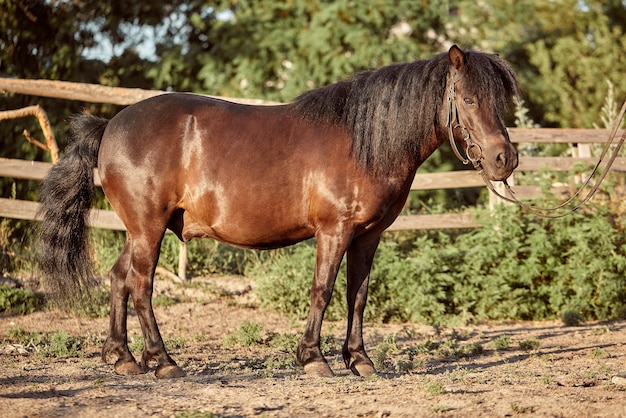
left=406, top=125, right=448, bottom=174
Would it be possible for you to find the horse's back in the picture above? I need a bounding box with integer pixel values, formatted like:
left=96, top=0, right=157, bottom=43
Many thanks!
left=96, top=93, right=360, bottom=246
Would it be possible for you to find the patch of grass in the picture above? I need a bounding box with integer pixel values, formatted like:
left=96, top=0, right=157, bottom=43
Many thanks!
left=268, top=332, right=299, bottom=354
left=519, top=337, right=540, bottom=352
left=223, top=320, right=263, bottom=347
left=46, top=331, right=82, bottom=358
left=424, top=378, right=446, bottom=396
left=491, top=335, right=512, bottom=350
left=0, top=286, right=43, bottom=315
left=430, top=405, right=452, bottom=414
left=510, top=402, right=536, bottom=414
left=165, top=336, right=186, bottom=351
left=561, top=310, right=585, bottom=327
left=4, top=328, right=84, bottom=359
left=153, top=294, right=178, bottom=308
left=455, top=342, right=483, bottom=358
left=372, top=334, right=398, bottom=370
left=128, top=335, right=145, bottom=354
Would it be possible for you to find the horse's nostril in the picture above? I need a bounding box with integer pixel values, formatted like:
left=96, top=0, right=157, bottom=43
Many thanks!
left=496, top=152, right=507, bottom=168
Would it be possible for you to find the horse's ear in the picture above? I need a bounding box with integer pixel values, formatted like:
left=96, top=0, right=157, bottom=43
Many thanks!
left=448, top=45, right=466, bottom=71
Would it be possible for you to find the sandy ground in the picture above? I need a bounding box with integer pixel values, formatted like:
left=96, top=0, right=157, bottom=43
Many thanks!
left=0, top=275, right=625, bottom=417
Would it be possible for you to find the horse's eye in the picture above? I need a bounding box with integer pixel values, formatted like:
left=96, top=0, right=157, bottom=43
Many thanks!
left=463, top=98, right=475, bottom=106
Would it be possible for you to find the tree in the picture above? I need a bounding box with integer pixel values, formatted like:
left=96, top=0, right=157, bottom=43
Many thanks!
left=451, top=0, right=626, bottom=128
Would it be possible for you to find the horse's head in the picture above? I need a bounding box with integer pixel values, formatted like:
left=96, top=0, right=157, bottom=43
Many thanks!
left=444, top=45, right=519, bottom=182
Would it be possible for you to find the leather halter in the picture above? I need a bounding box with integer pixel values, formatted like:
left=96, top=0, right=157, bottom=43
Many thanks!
left=446, top=70, right=626, bottom=218
left=446, top=72, right=483, bottom=170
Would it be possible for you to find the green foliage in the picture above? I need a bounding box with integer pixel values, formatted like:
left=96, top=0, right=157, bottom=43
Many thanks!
left=222, top=320, right=263, bottom=347
left=454, top=0, right=626, bottom=128
left=0, top=286, right=43, bottom=315
left=561, top=310, right=585, bottom=327
left=48, top=331, right=82, bottom=358
left=251, top=201, right=626, bottom=325
left=519, top=337, right=541, bottom=352
left=490, top=335, right=513, bottom=350
left=3, top=327, right=84, bottom=358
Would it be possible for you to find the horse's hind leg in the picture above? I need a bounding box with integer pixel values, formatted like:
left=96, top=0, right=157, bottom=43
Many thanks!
left=102, top=239, right=142, bottom=375
left=342, top=234, right=380, bottom=377
left=126, top=231, right=185, bottom=379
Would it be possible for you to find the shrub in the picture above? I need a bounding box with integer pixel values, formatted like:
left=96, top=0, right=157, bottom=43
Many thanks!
left=249, top=201, right=626, bottom=325
left=0, top=286, right=43, bottom=314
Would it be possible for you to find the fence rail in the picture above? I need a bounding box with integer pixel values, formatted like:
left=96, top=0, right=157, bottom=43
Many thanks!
left=1, top=78, right=624, bottom=230
left=2, top=126, right=625, bottom=231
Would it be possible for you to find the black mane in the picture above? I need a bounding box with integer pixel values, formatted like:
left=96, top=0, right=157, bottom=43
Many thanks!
left=293, top=50, right=519, bottom=175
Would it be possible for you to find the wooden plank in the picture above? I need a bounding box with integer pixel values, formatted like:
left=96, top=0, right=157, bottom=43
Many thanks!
left=0, top=158, right=102, bottom=186
left=387, top=212, right=479, bottom=231
left=509, top=128, right=626, bottom=144
left=0, top=197, right=478, bottom=231
left=518, top=156, right=626, bottom=171
left=0, top=78, right=278, bottom=106
left=0, top=158, right=51, bottom=181
left=0, top=197, right=125, bottom=230
left=1, top=157, right=488, bottom=191
left=504, top=185, right=570, bottom=201
left=411, top=170, right=485, bottom=190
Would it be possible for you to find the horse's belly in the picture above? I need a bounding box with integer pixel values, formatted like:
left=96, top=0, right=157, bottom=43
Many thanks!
left=180, top=209, right=314, bottom=250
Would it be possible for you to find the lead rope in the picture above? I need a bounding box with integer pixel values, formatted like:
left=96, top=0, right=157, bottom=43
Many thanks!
left=447, top=75, right=626, bottom=218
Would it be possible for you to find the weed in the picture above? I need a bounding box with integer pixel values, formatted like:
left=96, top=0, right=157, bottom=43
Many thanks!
left=519, top=337, right=540, bottom=352
left=424, top=378, right=446, bottom=396
left=223, top=320, right=263, bottom=347
left=372, top=334, right=398, bottom=370
left=128, top=335, right=145, bottom=354
left=456, top=342, right=483, bottom=358
left=46, top=331, right=82, bottom=358
left=561, top=310, right=585, bottom=327
left=0, top=286, right=43, bottom=314
left=430, top=405, right=452, bottom=414
left=591, top=348, right=608, bottom=359
left=268, top=332, right=299, bottom=354
left=166, top=336, right=186, bottom=350
left=510, top=402, right=536, bottom=414
left=153, top=294, right=178, bottom=308
left=491, top=335, right=512, bottom=350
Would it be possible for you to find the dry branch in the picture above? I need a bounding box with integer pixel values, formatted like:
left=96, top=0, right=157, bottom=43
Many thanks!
left=0, top=78, right=276, bottom=106
left=0, top=105, right=59, bottom=163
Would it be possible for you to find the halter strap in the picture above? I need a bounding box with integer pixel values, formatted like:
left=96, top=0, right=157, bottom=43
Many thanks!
left=446, top=73, right=483, bottom=170
left=447, top=71, right=626, bottom=218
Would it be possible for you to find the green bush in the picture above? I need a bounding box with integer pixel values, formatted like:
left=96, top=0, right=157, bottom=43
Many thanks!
left=0, top=286, right=43, bottom=314
left=249, top=201, right=626, bottom=325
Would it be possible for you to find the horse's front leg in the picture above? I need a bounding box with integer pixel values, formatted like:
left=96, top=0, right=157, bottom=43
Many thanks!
left=102, top=240, right=142, bottom=375
left=128, top=234, right=185, bottom=379
left=342, top=234, right=380, bottom=377
left=296, top=228, right=352, bottom=377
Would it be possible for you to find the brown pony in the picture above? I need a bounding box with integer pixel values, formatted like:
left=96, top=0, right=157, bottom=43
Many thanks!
left=37, top=46, right=519, bottom=379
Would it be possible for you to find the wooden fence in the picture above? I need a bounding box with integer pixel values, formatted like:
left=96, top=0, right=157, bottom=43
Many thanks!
left=1, top=78, right=625, bottom=231
left=1, top=127, right=625, bottom=231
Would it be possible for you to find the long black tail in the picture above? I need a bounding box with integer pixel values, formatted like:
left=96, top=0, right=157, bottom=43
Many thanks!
left=37, top=115, right=109, bottom=307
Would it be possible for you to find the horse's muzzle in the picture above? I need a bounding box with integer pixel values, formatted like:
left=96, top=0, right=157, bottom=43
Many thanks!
left=485, top=142, right=518, bottom=181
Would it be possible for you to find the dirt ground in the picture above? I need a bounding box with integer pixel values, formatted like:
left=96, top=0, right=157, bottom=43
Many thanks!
left=0, top=275, right=625, bottom=418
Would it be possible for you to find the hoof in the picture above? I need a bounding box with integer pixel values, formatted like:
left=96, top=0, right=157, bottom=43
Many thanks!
left=350, top=362, right=376, bottom=377
left=114, top=359, right=143, bottom=376
left=155, top=364, right=186, bottom=379
left=303, top=361, right=335, bottom=378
